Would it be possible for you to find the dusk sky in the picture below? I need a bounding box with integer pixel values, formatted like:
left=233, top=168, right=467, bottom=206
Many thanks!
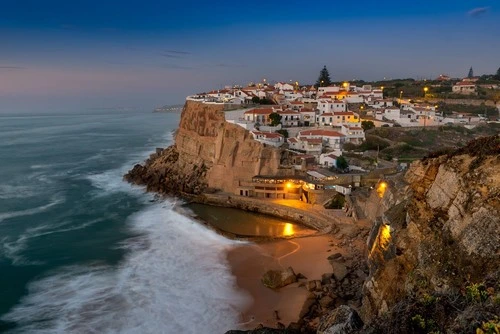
left=1, top=0, right=499, bottom=112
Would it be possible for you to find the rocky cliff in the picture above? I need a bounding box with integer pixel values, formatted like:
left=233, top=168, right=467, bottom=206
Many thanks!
left=361, top=135, right=500, bottom=333
left=125, top=101, right=291, bottom=195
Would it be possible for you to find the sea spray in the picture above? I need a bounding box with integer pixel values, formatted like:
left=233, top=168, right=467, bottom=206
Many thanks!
left=1, top=203, right=251, bottom=333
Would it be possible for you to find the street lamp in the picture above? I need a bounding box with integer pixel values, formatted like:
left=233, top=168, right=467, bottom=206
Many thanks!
left=423, top=87, right=429, bottom=98
left=399, top=90, right=403, bottom=104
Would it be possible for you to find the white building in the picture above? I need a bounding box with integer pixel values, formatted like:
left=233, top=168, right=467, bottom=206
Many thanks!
left=299, top=108, right=317, bottom=126
left=319, top=153, right=338, bottom=168
left=277, top=109, right=302, bottom=127
left=251, top=131, right=285, bottom=147
left=298, top=129, right=345, bottom=150
left=288, top=137, right=323, bottom=155
left=340, top=125, right=365, bottom=144
left=452, top=81, right=476, bottom=95
left=317, top=99, right=347, bottom=114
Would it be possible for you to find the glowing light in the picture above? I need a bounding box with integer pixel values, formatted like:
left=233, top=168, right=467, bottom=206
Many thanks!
left=283, top=223, right=294, bottom=236
left=379, top=224, right=392, bottom=251
left=377, top=181, right=388, bottom=198
left=286, top=182, right=292, bottom=189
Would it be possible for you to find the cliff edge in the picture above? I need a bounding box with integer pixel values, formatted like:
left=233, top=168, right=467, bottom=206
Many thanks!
left=125, top=101, right=290, bottom=195
left=360, top=135, right=500, bottom=333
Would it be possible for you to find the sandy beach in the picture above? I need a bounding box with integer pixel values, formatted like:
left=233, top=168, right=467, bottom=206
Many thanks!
left=228, top=235, right=339, bottom=329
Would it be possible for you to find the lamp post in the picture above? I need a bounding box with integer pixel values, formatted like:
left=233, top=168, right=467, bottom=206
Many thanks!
left=423, top=87, right=429, bottom=128
left=399, top=90, right=403, bottom=104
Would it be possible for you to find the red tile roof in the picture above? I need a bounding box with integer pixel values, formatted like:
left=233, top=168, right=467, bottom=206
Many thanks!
left=252, top=131, right=283, bottom=139
left=299, top=129, right=345, bottom=137
left=244, top=108, right=274, bottom=115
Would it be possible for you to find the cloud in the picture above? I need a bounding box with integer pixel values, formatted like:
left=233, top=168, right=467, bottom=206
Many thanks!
left=160, top=53, right=183, bottom=59
left=215, top=63, right=246, bottom=68
left=0, top=66, right=25, bottom=70
left=468, top=7, right=490, bottom=17
left=163, top=50, right=191, bottom=55
left=162, top=64, right=193, bottom=70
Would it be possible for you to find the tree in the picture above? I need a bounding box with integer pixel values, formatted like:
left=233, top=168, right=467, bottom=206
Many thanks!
left=251, top=96, right=260, bottom=104
left=315, top=66, right=332, bottom=87
left=269, top=112, right=282, bottom=126
left=336, top=156, right=349, bottom=170
left=495, top=67, right=500, bottom=80
left=361, top=120, right=375, bottom=131
left=468, top=67, right=474, bottom=78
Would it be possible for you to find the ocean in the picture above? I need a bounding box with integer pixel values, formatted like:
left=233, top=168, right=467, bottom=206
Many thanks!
left=0, top=110, right=251, bottom=333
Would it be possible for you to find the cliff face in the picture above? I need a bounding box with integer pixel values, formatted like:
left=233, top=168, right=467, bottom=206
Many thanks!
left=125, top=101, right=289, bottom=195
left=361, top=136, right=500, bottom=333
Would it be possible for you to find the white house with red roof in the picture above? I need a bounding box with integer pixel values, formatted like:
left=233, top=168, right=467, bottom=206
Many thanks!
left=317, top=85, right=341, bottom=98
left=298, top=129, right=345, bottom=150
left=319, top=153, right=339, bottom=168
left=452, top=81, right=476, bottom=95
left=277, top=109, right=302, bottom=127
left=274, top=82, right=294, bottom=91
left=244, top=108, right=276, bottom=125
left=289, top=100, right=304, bottom=110
left=251, top=131, right=285, bottom=147
left=340, top=125, right=365, bottom=144
left=299, top=108, right=316, bottom=126
left=317, top=99, right=347, bottom=114
left=318, top=111, right=360, bottom=126
left=287, top=137, right=322, bottom=155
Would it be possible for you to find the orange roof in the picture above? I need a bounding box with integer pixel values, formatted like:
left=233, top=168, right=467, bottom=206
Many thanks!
left=334, top=112, right=355, bottom=116
left=290, top=101, right=304, bottom=104
left=252, top=131, right=283, bottom=139
left=299, top=129, right=345, bottom=137
left=244, top=108, right=274, bottom=115
left=278, top=109, right=300, bottom=115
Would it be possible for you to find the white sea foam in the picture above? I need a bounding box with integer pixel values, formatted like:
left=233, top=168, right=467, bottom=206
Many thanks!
left=0, top=195, right=65, bottom=223
left=0, top=185, right=38, bottom=199
left=1, top=203, right=251, bottom=333
left=0, top=218, right=106, bottom=266
left=85, top=130, right=174, bottom=198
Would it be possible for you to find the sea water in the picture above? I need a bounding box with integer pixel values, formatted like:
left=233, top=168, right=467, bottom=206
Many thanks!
left=0, top=110, right=250, bottom=333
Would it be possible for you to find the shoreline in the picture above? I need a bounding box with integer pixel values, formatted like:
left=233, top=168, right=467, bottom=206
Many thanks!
left=227, top=235, right=334, bottom=330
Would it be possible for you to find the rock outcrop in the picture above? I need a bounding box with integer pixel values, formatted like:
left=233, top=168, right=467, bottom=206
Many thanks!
left=125, top=101, right=291, bottom=195
left=361, top=135, right=500, bottom=333
left=261, top=267, right=298, bottom=289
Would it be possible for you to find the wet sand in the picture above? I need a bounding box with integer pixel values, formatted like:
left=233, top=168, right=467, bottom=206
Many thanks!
left=228, top=235, right=334, bottom=329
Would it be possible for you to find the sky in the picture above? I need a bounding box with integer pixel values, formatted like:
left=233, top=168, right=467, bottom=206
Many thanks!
left=1, top=0, right=499, bottom=112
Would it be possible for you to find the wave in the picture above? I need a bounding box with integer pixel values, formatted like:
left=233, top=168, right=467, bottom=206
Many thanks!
left=0, top=218, right=106, bottom=266
left=1, top=203, right=251, bottom=333
left=0, top=195, right=65, bottom=223
left=85, top=130, right=174, bottom=198
left=0, top=185, right=38, bottom=199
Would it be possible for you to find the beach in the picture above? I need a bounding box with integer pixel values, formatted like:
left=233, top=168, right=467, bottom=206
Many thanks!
left=228, top=235, right=337, bottom=329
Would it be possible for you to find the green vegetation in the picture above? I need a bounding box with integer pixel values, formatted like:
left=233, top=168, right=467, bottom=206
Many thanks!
left=465, top=283, right=489, bottom=303
left=324, top=193, right=345, bottom=209
left=276, top=129, right=288, bottom=138
left=269, top=112, right=282, bottom=126
left=361, top=120, right=375, bottom=131
left=336, top=156, right=349, bottom=170
left=315, top=65, right=332, bottom=87
left=437, top=101, right=498, bottom=117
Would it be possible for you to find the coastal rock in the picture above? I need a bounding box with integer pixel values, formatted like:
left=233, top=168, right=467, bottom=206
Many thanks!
left=319, top=296, right=334, bottom=309
left=360, top=136, right=500, bottom=332
left=316, top=306, right=363, bottom=334
left=331, top=264, right=348, bottom=282
left=261, top=267, right=297, bottom=289
left=299, top=293, right=317, bottom=319
left=125, top=100, right=291, bottom=196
